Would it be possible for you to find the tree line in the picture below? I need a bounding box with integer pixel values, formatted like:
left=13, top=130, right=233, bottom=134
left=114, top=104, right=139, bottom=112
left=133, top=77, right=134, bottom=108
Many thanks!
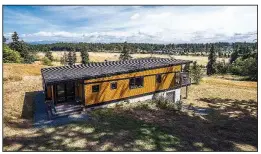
left=3, top=32, right=257, bottom=81
left=24, top=40, right=257, bottom=58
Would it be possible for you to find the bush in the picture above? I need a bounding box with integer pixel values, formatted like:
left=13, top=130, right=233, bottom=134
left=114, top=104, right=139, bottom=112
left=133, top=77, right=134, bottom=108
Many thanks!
left=155, top=97, right=183, bottom=111
left=216, top=59, right=229, bottom=74
left=229, top=57, right=257, bottom=80
left=190, top=61, right=203, bottom=84
left=24, top=53, right=37, bottom=64
left=3, top=45, right=22, bottom=63
left=42, top=57, right=53, bottom=66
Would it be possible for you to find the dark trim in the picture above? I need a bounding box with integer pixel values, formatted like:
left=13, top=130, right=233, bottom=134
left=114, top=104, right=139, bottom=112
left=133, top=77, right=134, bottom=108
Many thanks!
left=84, top=70, right=181, bottom=85
left=85, top=85, right=187, bottom=109
left=82, top=82, right=85, bottom=106
left=44, top=62, right=192, bottom=85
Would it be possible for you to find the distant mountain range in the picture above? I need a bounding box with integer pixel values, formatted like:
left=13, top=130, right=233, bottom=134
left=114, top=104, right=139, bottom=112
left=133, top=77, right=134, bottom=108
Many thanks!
left=28, top=41, right=60, bottom=45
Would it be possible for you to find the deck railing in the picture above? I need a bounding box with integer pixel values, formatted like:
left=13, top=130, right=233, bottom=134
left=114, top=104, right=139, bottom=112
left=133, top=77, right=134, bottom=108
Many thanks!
left=181, top=72, right=191, bottom=86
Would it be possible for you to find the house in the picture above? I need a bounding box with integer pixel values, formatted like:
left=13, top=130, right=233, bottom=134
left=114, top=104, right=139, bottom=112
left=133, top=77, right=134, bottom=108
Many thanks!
left=41, top=57, right=192, bottom=113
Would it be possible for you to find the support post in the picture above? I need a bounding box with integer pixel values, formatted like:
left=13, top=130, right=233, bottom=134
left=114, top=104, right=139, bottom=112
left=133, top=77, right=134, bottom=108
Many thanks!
left=185, top=86, right=188, bottom=99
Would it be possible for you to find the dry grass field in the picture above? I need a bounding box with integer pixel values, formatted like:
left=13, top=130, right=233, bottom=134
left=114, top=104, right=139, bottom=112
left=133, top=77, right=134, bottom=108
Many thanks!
left=3, top=57, right=257, bottom=151
left=36, top=51, right=228, bottom=66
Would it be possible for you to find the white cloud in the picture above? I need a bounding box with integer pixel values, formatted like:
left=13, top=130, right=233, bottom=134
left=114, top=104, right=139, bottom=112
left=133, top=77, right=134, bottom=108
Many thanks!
left=4, top=6, right=257, bottom=43
left=130, top=13, right=140, bottom=20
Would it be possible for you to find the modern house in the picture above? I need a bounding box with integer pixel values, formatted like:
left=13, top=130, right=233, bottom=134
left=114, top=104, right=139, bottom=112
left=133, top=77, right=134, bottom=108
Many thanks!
left=41, top=58, right=192, bottom=116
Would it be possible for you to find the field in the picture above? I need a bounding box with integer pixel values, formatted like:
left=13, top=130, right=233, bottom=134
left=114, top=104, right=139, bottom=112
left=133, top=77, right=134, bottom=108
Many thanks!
left=3, top=54, right=257, bottom=151
left=36, top=51, right=229, bottom=66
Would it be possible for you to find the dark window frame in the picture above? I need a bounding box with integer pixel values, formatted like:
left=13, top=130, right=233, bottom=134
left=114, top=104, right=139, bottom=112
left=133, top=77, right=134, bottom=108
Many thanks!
left=129, top=76, right=144, bottom=89
left=156, top=74, right=162, bottom=83
left=110, top=81, right=117, bottom=90
left=92, top=84, right=100, bottom=93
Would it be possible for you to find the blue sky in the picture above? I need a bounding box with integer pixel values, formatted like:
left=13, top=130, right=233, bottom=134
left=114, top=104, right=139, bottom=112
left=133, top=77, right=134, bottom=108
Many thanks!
left=3, top=5, right=257, bottom=43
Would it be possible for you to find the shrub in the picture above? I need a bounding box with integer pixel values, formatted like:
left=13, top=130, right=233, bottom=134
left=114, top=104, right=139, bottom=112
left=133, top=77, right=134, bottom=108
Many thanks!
left=229, top=57, right=257, bottom=80
left=42, top=57, right=52, bottom=66
left=3, top=45, right=22, bottom=63
left=190, top=61, right=203, bottom=84
left=24, top=53, right=37, bottom=64
left=216, top=59, right=229, bottom=74
left=155, top=97, right=183, bottom=111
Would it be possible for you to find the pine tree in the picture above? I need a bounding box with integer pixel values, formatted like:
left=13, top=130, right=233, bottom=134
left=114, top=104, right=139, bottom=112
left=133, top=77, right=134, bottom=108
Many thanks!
left=67, top=50, right=73, bottom=65
left=230, top=48, right=239, bottom=64
left=80, top=46, right=89, bottom=64
left=119, top=41, right=132, bottom=60
left=190, top=61, right=203, bottom=84
left=3, top=36, right=7, bottom=43
left=12, top=31, right=19, bottom=42
left=207, top=44, right=217, bottom=75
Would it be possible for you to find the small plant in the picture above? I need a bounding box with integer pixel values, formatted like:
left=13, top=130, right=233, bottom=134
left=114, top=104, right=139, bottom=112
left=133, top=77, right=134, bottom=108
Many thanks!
left=135, top=103, right=150, bottom=110
left=42, top=57, right=52, bottom=66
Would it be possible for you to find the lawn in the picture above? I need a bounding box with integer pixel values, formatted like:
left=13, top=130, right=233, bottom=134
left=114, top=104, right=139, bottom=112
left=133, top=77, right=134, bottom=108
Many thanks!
left=3, top=63, right=257, bottom=151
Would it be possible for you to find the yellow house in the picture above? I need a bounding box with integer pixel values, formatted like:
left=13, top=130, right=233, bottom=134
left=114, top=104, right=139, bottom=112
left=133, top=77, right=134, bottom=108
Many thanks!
left=41, top=58, right=191, bottom=113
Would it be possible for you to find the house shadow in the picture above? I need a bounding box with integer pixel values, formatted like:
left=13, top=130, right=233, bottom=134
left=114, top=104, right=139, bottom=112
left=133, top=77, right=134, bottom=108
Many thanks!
left=22, top=91, right=43, bottom=119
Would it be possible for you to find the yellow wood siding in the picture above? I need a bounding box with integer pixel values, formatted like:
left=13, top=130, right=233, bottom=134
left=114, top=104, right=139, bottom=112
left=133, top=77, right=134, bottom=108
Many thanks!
left=47, top=85, right=52, bottom=100
left=84, top=65, right=181, bottom=106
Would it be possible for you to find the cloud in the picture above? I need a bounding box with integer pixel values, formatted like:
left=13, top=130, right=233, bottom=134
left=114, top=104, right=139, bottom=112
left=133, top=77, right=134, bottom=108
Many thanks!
left=130, top=13, right=140, bottom=20
left=3, top=6, right=257, bottom=43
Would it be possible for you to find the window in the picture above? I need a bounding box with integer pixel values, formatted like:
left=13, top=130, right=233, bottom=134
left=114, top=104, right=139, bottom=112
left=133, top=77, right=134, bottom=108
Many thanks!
left=129, top=76, right=144, bottom=89
left=110, top=82, right=117, bottom=90
left=92, top=85, right=100, bottom=93
left=175, top=72, right=181, bottom=87
left=156, top=74, right=162, bottom=83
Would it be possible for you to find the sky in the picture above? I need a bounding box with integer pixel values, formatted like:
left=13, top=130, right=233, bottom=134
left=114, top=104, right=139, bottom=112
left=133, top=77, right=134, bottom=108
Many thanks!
left=3, top=5, right=257, bottom=44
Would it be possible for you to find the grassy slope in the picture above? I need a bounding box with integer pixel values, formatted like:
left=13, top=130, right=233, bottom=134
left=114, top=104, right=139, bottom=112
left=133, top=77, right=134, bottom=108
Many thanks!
left=3, top=62, right=257, bottom=151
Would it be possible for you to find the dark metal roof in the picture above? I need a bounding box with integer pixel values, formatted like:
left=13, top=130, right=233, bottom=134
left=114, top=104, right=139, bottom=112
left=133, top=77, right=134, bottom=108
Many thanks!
left=41, top=57, right=192, bottom=85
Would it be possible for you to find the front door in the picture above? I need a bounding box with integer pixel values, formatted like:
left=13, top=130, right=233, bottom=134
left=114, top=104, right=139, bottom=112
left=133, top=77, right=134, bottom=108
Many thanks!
left=55, top=82, right=75, bottom=104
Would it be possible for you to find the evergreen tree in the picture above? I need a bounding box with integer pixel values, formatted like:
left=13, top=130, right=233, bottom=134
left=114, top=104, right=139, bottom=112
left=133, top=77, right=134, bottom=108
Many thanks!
left=190, top=61, right=203, bottom=84
left=9, top=32, right=33, bottom=63
left=80, top=47, right=89, bottom=64
left=12, top=31, right=19, bottom=42
left=119, top=41, right=132, bottom=60
left=3, top=36, right=7, bottom=43
left=67, top=50, right=73, bottom=65
left=230, top=49, right=239, bottom=64
left=207, top=44, right=217, bottom=75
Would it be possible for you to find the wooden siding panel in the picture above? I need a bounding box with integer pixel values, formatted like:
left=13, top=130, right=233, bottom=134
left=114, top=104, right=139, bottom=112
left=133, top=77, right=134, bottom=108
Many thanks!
left=47, top=85, right=52, bottom=100
left=84, top=65, right=181, bottom=106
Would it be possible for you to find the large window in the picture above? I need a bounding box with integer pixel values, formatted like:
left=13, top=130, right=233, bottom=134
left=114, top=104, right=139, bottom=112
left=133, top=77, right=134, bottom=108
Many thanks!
left=92, top=85, right=100, bottom=93
left=129, top=76, right=144, bottom=89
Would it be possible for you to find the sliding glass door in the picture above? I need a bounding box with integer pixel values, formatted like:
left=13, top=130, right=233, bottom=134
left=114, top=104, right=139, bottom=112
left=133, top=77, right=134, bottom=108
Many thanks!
left=55, top=82, right=75, bottom=104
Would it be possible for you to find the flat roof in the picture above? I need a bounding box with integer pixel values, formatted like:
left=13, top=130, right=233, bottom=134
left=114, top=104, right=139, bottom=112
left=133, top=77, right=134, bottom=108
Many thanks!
left=41, top=57, right=192, bottom=85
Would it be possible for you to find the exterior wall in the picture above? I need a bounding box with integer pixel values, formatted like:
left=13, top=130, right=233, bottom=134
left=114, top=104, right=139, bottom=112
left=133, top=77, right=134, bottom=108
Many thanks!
left=87, top=88, right=181, bottom=110
left=84, top=65, right=182, bottom=106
